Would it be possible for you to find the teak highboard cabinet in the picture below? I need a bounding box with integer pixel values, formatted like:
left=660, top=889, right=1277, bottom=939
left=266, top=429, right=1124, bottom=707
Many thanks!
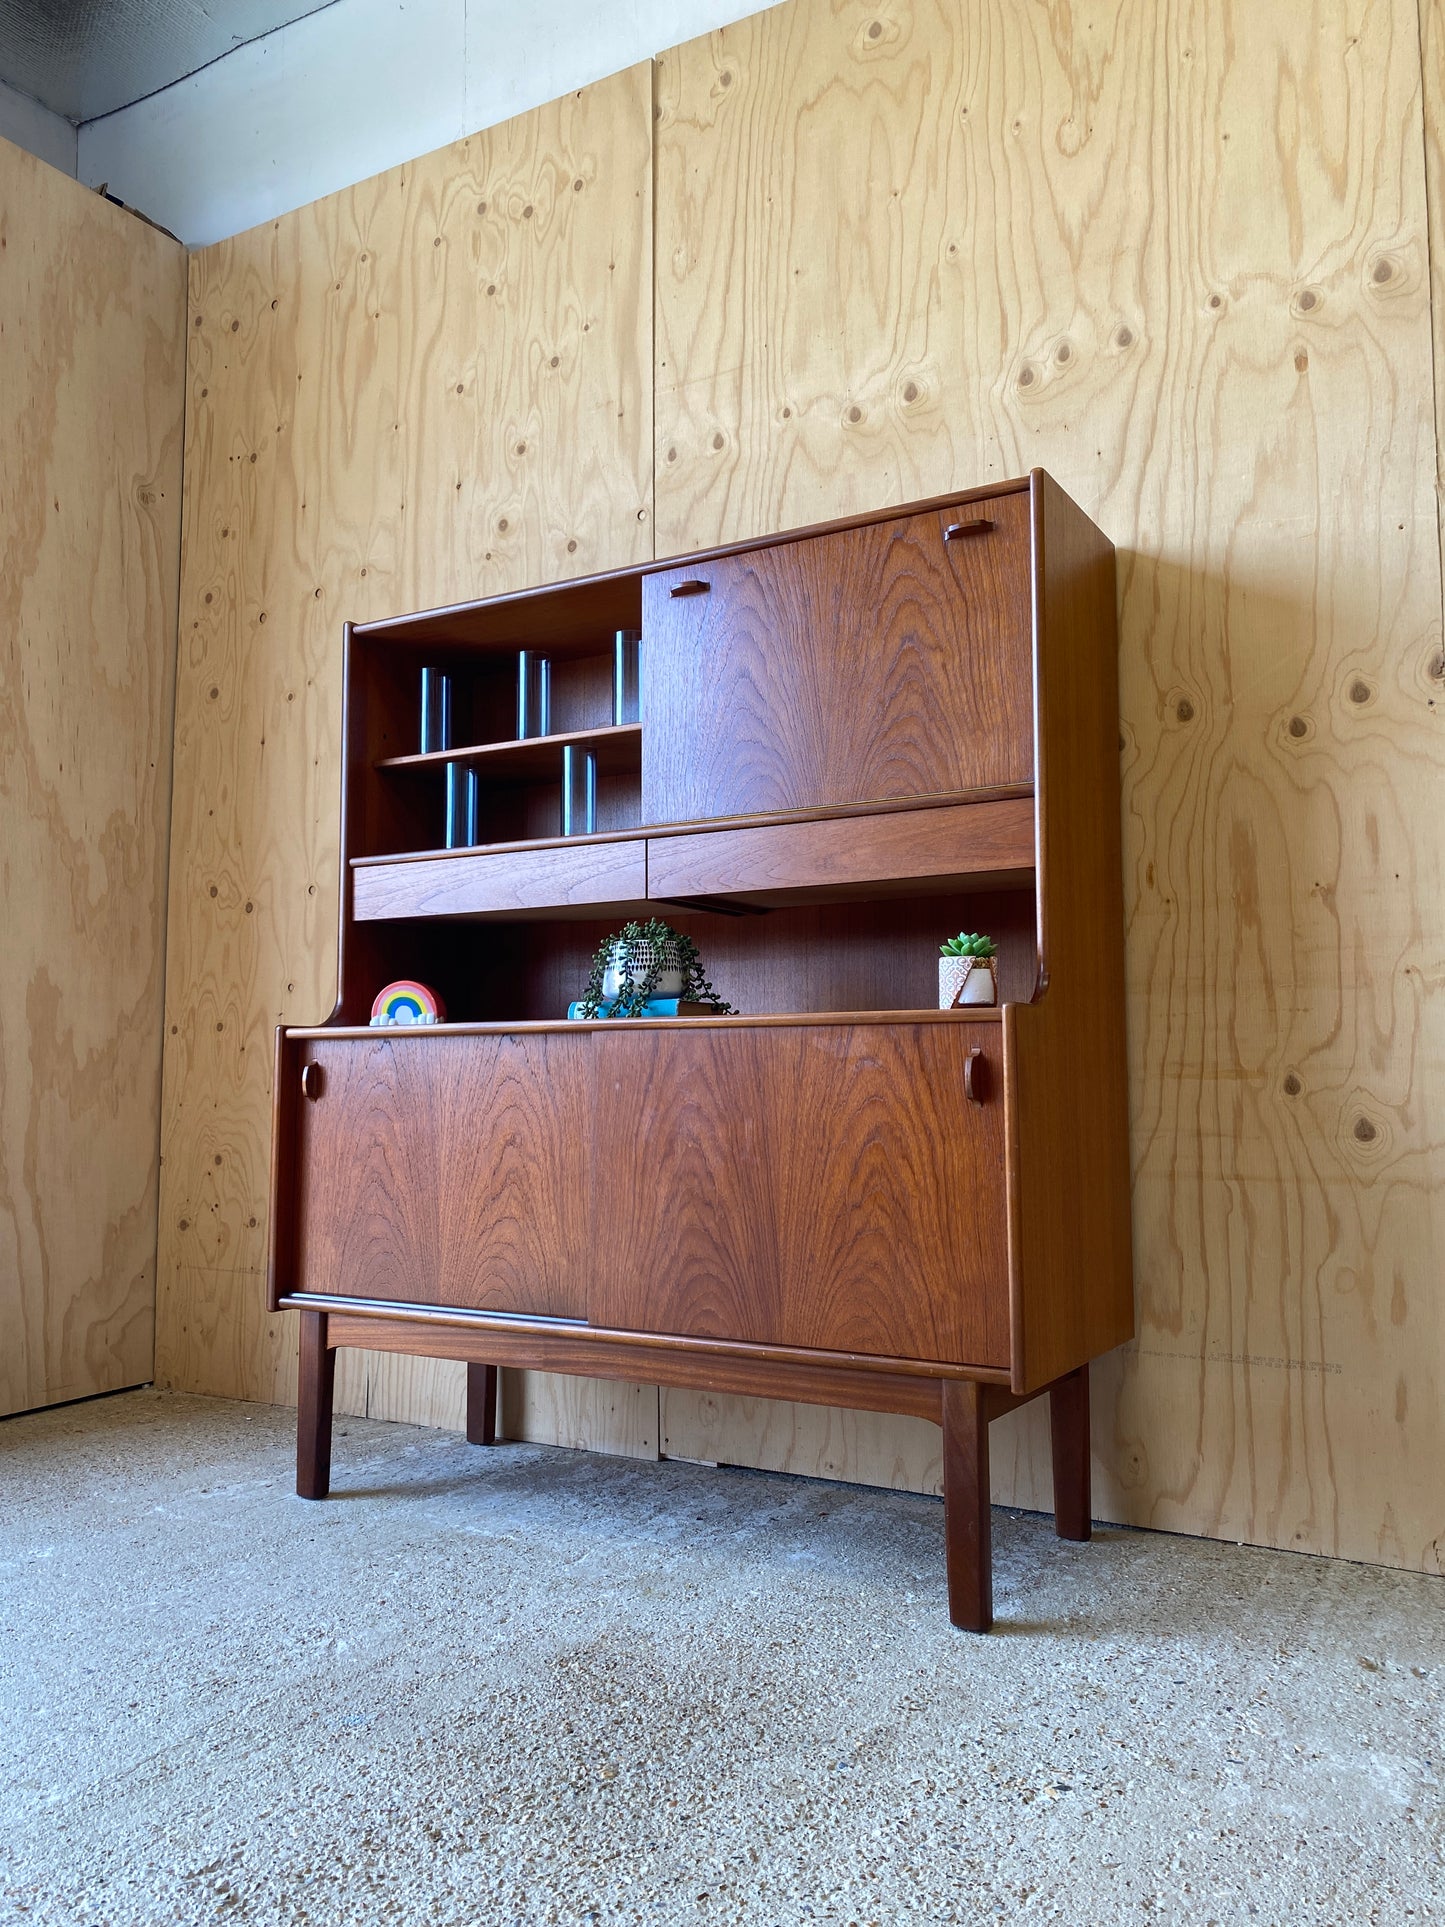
left=268, top=470, right=1134, bottom=1631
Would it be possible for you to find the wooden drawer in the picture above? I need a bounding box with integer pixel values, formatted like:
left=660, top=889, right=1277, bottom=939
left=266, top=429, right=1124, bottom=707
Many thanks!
left=647, top=797, right=1036, bottom=905
left=289, top=1032, right=590, bottom=1318
left=589, top=1022, right=1011, bottom=1368
left=640, top=491, right=1033, bottom=824
left=352, top=838, right=646, bottom=921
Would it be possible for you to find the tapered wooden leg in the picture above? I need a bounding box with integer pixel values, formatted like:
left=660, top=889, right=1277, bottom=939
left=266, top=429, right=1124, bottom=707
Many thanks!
left=296, top=1310, right=335, bottom=1500
left=942, top=1379, right=993, bottom=1632
left=466, top=1362, right=500, bottom=1446
left=1049, top=1364, right=1091, bottom=1541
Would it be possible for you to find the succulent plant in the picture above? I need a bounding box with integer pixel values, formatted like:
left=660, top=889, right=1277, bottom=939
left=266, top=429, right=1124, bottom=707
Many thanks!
left=939, top=931, right=998, bottom=960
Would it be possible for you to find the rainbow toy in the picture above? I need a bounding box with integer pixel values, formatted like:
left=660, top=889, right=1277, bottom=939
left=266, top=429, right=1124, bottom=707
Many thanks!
left=369, top=980, right=446, bottom=1027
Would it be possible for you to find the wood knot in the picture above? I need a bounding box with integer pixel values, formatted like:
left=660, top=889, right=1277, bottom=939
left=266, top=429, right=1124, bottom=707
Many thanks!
left=1283, top=1073, right=1301, bottom=1097
left=1353, top=1115, right=1378, bottom=1143
left=1348, top=679, right=1372, bottom=704
left=1176, top=697, right=1195, bottom=722
left=1287, top=715, right=1308, bottom=738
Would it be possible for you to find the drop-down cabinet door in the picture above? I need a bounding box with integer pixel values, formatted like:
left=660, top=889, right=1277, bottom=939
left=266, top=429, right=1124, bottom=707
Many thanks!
left=589, top=1021, right=1012, bottom=1369
left=286, top=1032, right=591, bottom=1319
left=640, top=492, right=1035, bottom=825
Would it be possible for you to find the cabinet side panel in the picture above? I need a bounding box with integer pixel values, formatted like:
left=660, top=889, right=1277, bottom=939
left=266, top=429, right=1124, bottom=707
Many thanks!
left=1007, top=478, right=1133, bottom=1392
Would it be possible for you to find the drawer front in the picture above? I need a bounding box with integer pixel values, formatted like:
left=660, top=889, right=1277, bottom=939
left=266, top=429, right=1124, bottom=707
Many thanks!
left=352, top=838, right=647, bottom=921
left=647, top=797, right=1036, bottom=903
left=291, top=1033, right=589, bottom=1318
left=590, top=1023, right=1010, bottom=1368
left=641, top=493, right=1033, bottom=825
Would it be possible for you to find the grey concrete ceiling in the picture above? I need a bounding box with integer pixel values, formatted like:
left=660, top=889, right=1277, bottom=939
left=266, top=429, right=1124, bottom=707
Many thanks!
left=0, top=0, right=339, bottom=123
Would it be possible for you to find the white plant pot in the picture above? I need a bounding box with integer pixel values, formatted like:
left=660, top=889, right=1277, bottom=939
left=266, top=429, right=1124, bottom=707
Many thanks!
left=939, top=956, right=996, bottom=1009
left=601, top=940, right=685, bottom=1002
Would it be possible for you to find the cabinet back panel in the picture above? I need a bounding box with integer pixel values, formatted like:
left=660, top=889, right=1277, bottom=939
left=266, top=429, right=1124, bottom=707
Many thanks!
left=465, top=891, right=1037, bottom=1024
left=640, top=494, right=1033, bottom=823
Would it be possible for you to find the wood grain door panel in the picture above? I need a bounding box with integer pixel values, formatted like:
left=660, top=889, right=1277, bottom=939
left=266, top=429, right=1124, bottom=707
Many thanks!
left=591, top=1023, right=1010, bottom=1366
left=641, top=494, right=1033, bottom=824
left=294, top=1033, right=589, bottom=1317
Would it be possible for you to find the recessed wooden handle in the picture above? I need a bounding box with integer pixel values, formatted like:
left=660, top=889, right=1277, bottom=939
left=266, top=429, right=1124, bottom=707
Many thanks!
left=943, top=519, right=994, bottom=541
left=963, top=1047, right=985, bottom=1106
left=670, top=579, right=711, bottom=597
left=301, top=1061, right=324, bottom=1101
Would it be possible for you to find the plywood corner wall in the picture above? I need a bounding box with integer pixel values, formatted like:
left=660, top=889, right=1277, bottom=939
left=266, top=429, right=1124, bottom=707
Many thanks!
left=156, top=2, right=1445, bottom=1577
left=651, top=0, right=1445, bottom=1573
left=0, top=136, right=186, bottom=1415
left=156, top=66, right=656, bottom=1434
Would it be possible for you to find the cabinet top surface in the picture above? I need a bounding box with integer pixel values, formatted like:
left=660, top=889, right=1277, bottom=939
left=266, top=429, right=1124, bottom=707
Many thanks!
left=351, top=474, right=1042, bottom=648
left=285, top=1008, right=1007, bottom=1040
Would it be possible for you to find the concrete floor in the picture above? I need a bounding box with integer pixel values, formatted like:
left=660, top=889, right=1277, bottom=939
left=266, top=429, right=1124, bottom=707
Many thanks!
left=0, top=1392, right=1441, bottom=1926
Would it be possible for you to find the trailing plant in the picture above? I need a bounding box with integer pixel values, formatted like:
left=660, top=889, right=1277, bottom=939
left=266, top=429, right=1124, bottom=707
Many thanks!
left=579, top=918, right=735, bottom=1019
left=939, top=931, right=998, bottom=960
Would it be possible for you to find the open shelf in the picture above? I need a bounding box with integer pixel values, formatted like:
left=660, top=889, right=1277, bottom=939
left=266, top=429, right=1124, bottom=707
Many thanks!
left=375, top=722, right=641, bottom=781
left=331, top=888, right=1039, bottom=1028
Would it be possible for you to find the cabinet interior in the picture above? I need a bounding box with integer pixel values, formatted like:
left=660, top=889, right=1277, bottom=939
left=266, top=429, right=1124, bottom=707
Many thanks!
left=334, top=888, right=1038, bottom=1026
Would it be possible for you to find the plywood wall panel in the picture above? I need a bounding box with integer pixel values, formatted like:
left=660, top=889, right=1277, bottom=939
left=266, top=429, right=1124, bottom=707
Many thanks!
left=159, top=69, right=656, bottom=1443
left=655, top=0, right=1445, bottom=1571
left=0, top=138, right=185, bottom=1416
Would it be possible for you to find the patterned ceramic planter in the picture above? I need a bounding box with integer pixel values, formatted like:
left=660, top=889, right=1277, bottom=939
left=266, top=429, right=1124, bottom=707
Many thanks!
left=939, top=956, right=997, bottom=1008
left=601, top=938, right=686, bottom=1002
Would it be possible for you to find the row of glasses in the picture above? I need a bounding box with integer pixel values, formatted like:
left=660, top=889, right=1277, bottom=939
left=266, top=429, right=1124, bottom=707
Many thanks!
left=419, top=630, right=641, bottom=849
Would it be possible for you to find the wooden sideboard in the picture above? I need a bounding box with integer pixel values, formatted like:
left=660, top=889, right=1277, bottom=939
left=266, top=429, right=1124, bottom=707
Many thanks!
left=268, top=469, right=1134, bottom=1631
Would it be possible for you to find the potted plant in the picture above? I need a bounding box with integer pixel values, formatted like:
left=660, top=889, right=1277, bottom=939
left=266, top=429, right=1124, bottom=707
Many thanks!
left=939, top=931, right=998, bottom=1008
left=579, top=919, right=734, bottom=1019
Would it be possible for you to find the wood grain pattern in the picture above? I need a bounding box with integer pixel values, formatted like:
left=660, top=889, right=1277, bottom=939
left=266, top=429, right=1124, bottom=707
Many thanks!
left=591, top=1022, right=1011, bottom=1364
left=1003, top=475, right=1133, bottom=1392
left=0, top=138, right=186, bottom=1416
left=641, top=497, right=1033, bottom=822
left=352, top=837, right=648, bottom=921
left=647, top=797, right=1036, bottom=904
left=157, top=68, right=656, bottom=1445
left=320, top=1308, right=957, bottom=1415
left=470, top=891, right=1039, bottom=1023
left=284, top=1031, right=591, bottom=1316
left=655, top=0, right=1445, bottom=1572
